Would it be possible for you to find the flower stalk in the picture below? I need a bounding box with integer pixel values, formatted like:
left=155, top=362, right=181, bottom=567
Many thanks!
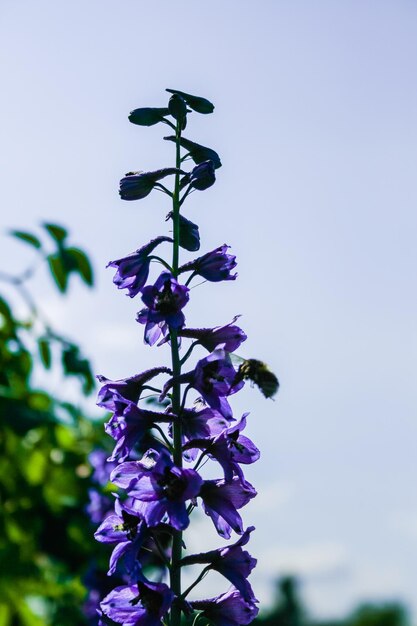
left=170, top=120, right=184, bottom=626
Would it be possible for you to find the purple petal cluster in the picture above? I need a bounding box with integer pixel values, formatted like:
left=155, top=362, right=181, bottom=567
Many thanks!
left=137, top=272, right=189, bottom=345
left=100, top=579, right=175, bottom=626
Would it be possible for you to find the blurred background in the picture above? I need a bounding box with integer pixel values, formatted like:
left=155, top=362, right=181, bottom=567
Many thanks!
left=0, top=1, right=416, bottom=624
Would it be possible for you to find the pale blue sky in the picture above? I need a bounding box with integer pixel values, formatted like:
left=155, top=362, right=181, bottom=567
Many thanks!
left=1, top=0, right=416, bottom=620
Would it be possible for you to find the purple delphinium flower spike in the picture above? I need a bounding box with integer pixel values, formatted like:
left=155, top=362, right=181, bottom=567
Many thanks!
left=110, top=449, right=203, bottom=530
left=181, top=526, right=257, bottom=602
left=95, top=90, right=279, bottom=626
left=184, top=413, right=260, bottom=481
left=107, top=236, right=173, bottom=298
left=100, top=578, right=175, bottom=626
left=178, top=316, right=247, bottom=352
left=136, top=272, right=189, bottom=346
left=179, top=245, right=237, bottom=282
left=199, top=477, right=257, bottom=539
left=191, top=587, right=259, bottom=626
left=97, top=366, right=172, bottom=410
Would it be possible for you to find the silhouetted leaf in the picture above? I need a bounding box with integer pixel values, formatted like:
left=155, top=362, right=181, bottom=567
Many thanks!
left=10, top=230, right=42, bottom=249
left=43, top=223, right=68, bottom=244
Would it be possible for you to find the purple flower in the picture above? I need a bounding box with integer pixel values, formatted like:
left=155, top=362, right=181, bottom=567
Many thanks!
left=177, top=349, right=244, bottom=419
left=159, top=350, right=242, bottom=419
left=97, top=367, right=172, bottom=410
left=170, top=406, right=231, bottom=461
left=199, top=477, right=257, bottom=539
left=119, top=168, right=183, bottom=201
left=95, top=503, right=146, bottom=576
left=191, top=587, right=259, bottom=626
left=107, top=236, right=172, bottom=298
left=104, top=394, right=174, bottom=462
left=184, top=413, right=260, bottom=481
left=179, top=316, right=247, bottom=352
left=136, top=272, right=189, bottom=346
left=179, top=245, right=237, bottom=282
left=181, top=527, right=257, bottom=602
left=110, top=449, right=203, bottom=530
left=100, top=579, right=175, bottom=626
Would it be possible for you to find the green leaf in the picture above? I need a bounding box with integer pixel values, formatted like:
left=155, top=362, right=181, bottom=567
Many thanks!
left=128, top=107, right=169, bottom=126
left=24, top=449, right=48, bottom=485
left=64, top=247, right=94, bottom=286
left=42, top=222, right=68, bottom=244
left=47, top=253, right=69, bottom=293
left=166, top=88, right=214, bottom=114
left=62, top=345, right=95, bottom=394
left=10, top=230, right=42, bottom=249
left=28, top=391, right=53, bottom=411
left=38, top=338, right=52, bottom=369
left=0, top=296, right=15, bottom=333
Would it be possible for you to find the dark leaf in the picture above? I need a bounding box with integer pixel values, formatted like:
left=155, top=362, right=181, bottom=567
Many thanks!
left=64, top=247, right=94, bottom=287
left=47, top=253, right=69, bottom=293
left=129, top=107, right=170, bottom=126
left=62, top=345, right=94, bottom=394
left=0, top=296, right=14, bottom=327
left=43, top=223, right=68, bottom=244
left=10, top=230, right=42, bottom=249
left=38, top=337, right=52, bottom=369
left=166, top=89, right=214, bottom=114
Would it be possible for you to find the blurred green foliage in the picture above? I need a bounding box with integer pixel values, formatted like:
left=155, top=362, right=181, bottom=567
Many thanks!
left=0, top=224, right=104, bottom=625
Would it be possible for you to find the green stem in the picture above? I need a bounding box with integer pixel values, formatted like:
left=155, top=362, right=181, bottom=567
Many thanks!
left=169, top=118, right=183, bottom=626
